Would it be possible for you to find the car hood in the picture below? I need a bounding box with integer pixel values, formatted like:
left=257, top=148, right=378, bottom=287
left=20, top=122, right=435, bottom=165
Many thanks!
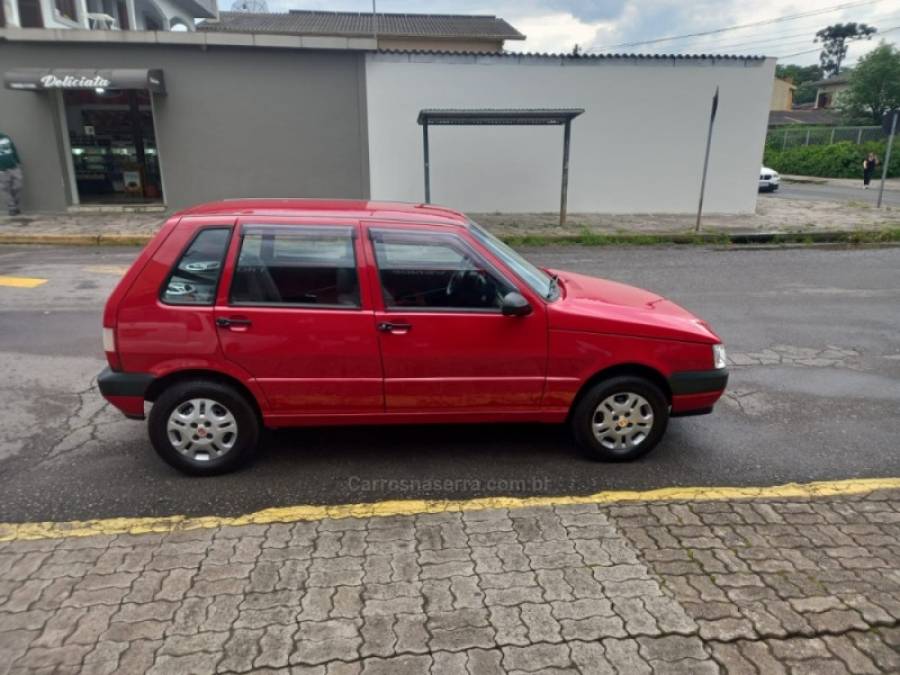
left=546, top=269, right=720, bottom=344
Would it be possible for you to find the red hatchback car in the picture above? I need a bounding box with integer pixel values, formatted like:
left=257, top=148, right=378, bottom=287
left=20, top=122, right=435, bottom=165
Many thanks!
left=99, top=199, right=727, bottom=475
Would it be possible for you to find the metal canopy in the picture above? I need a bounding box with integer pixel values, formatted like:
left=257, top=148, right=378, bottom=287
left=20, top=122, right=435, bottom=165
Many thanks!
left=4, top=68, right=166, bottom=94
left=417, top=108, right=584, bottom=225
left=417, top=108, right=584, bottom=126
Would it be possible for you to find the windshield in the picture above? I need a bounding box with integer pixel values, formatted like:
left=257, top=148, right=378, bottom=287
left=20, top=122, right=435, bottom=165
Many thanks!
left=468, top=220, right=557, bottom=300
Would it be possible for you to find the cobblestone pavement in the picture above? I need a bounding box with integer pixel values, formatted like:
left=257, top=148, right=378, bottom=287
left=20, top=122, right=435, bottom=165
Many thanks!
left=2, top=490, right=900, bottom=674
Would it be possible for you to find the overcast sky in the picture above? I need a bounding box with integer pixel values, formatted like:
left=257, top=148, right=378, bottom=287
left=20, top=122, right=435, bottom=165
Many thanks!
left=238, top=0, right=900, bottom=67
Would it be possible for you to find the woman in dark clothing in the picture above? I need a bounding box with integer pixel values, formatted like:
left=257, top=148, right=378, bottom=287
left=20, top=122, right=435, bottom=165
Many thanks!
left=863, top=152, right=879, bottom=189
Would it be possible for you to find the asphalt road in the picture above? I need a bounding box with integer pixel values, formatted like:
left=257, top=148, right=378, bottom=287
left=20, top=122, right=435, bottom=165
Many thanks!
left=766, top=181, right=900, bottom=206
left=1, top=243, right=899, bottom=523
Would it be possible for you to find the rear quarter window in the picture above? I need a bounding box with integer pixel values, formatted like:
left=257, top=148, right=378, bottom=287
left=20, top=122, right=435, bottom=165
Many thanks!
left=161, top=228, right=231, bottom=305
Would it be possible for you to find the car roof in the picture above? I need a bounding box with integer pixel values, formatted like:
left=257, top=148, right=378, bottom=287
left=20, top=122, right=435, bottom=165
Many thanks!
left=176, top=198, right=470, bottom=228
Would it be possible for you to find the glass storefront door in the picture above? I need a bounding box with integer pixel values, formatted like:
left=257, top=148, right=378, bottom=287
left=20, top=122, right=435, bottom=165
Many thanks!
left=64, top=89, right=164, bottom=204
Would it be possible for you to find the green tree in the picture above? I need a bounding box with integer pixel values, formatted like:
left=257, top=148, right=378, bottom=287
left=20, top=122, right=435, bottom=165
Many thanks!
left=815, top=22, right=876, bottom=77
left=775, top=63, right=824, bottom=105
left=839, top=42, right=900, bottom=124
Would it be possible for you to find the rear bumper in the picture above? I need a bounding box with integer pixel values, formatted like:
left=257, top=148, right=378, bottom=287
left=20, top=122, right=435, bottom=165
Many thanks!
left=97, top=367, right=153, bottom=419
left=669, top=368, right=728, bottom=415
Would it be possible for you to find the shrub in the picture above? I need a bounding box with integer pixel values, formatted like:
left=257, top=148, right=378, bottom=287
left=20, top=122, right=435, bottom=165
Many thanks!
left=763, top=140, right=899, bottom=178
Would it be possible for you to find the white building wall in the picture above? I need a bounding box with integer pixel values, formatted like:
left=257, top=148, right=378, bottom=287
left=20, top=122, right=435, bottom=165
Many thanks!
left=366, top=53, right=776, bottom=214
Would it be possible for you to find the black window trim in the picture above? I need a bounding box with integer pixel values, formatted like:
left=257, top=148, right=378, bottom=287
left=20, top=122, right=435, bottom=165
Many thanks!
left=158, top=226, right=233, bottom=307
left=227, top=223, right=362, bottom=311
left=369, top=228, right=518, bottom=315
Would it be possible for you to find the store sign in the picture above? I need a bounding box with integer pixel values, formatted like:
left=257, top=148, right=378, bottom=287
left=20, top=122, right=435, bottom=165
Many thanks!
left=40, top=74, right=111, bottom=89
left=5, top=69, right=166, bottom=94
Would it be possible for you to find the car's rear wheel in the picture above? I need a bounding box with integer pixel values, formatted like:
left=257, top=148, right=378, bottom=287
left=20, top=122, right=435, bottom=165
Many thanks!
left=148, top=380, right=259, bottom=475
left=571, top=376, right=668, bottom=461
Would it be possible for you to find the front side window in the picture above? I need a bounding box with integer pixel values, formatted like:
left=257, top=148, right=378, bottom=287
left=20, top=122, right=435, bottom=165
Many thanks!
left=372, top=230, right=513, bottom=311
left=469, top=220, right=557, bottom=300
left=230, top=226, right=359, bottom=308
left=161, top=228, right=230, bottom=305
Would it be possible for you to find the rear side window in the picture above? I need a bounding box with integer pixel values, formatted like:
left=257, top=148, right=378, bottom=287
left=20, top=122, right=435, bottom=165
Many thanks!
left=161, top=228, right=230, bottom=305
left=230, top=226, right=359, bottom=308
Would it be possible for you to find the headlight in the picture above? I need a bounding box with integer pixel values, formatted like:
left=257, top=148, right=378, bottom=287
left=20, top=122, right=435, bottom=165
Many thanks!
left=713, top=344, right=727, bottom=370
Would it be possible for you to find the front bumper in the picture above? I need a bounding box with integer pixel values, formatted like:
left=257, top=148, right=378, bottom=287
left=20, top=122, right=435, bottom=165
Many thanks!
left=97, top=367, right=153, bottom=419
left=668, top=367, right=728, bottom=416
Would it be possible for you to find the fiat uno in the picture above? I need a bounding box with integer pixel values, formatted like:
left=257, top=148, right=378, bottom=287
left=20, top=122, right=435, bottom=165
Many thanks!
left=99, top=199, right=728, bottom=475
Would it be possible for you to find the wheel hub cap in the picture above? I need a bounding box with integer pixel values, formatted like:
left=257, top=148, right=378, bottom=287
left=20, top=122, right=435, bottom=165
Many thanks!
left=592, top=392, right=654, bottom=452
left=166, top=398, right=238, bottom=463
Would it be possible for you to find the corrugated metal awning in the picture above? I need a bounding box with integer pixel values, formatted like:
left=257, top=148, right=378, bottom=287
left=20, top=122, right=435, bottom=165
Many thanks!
left=417, top=108, right=584, bottom=126
left=4, top=69, right=166, bottom=94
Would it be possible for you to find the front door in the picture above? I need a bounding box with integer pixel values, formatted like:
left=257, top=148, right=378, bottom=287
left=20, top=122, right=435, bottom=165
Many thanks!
left=215, top=220, right=382, bottom=414
left=366, top=226, right=547, bottom=412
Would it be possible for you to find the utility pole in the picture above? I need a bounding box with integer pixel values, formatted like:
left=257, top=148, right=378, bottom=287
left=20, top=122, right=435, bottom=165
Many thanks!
left=877, top=110, right=897, bottom=209
left=695, top=86, right=719, bottom=232
left=372, top=0, right=378, bottom=46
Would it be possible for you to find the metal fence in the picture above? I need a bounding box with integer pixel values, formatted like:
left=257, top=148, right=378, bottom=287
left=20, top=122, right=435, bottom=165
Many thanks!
left=766, top=126, right=885, bottom=149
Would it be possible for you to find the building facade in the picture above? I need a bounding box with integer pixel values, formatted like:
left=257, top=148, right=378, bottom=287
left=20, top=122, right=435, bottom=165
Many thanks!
left=1, top=30, right=371, bottom=211
left=813, top=76, right=849, bottom=109
left=770, top=77, right=796, bottom=112
left=1, top=30, right=775, bottom=215
left=367, top=51, right=775, bottom=214
left=1, top=0, right=215, bottom=31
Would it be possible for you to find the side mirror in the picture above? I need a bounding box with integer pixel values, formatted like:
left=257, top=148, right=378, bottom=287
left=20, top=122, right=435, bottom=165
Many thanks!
left=501, top=291, right=532, bottom=317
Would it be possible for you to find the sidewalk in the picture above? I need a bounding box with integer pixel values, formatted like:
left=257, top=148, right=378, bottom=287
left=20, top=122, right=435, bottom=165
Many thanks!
left=0, top=193, right=898, bottom=248
left=782, top=174, right=900, bottom=191
left=1, top=483, right=899, bottom=674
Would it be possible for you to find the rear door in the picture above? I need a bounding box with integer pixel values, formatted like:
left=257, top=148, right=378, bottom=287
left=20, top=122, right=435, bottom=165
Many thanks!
left=214, top=218, right=382, bottom=414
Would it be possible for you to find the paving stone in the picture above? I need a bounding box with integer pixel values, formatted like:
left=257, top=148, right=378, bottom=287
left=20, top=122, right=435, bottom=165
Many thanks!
left=569, top=640, right=616, bottom=675
left=502, top=643, right=571, bottom=671
left=709, top=642, right=758, bottom=675
left=601, top=638, right=651, bottom=674
left=466, top=648, right=505, bottom=674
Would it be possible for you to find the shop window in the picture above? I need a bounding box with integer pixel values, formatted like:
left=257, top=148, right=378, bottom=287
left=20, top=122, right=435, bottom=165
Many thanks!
left=65, top=89, right=164, bottom=205
left=55, top=0, right=77, bottom=22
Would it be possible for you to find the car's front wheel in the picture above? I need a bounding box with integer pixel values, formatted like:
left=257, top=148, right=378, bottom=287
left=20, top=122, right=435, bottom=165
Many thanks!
left=571, top=376, right=669, bottom=461
left=148, top=380, right=259, bottom=475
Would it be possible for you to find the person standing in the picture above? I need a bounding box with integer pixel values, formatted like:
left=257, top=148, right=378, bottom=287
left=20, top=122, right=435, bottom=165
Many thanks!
left=863, top=152, right=879, bottom=189
left=0, top=132, right=23, bottom=215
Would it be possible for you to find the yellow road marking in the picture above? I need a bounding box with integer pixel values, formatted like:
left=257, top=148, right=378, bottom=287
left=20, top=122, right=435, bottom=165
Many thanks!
left=0, top=275, right=47, bottom=288
left=83, top=265, right=129, bottom=275
left=1, top=477, right=898, bottom=542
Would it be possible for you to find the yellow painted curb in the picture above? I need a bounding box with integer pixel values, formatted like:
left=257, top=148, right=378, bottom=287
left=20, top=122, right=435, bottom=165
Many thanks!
left=0, top=275, right=48, bottom=288
left=0, top=233, right=153, bottom=247
left=1, top=477, right=898, bottom=542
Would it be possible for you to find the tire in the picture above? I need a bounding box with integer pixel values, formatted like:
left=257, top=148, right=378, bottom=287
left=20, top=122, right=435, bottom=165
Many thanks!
left=570, top=376, right=669, bottom=461
left=148, top=379, right=260, bottom=476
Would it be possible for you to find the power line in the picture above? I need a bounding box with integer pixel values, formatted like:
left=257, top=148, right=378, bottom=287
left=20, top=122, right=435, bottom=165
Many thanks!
left=773, top=24, right=899, bottom=58
left=594, top=0, right=883, bottom=50
left=670, top=9, right=900, bottom=53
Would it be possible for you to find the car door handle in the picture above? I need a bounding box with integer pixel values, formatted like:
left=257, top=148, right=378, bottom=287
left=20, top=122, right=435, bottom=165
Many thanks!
left=377, top=321, right=411, bottom=334
left=216, top=317, right=252, bottom=328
